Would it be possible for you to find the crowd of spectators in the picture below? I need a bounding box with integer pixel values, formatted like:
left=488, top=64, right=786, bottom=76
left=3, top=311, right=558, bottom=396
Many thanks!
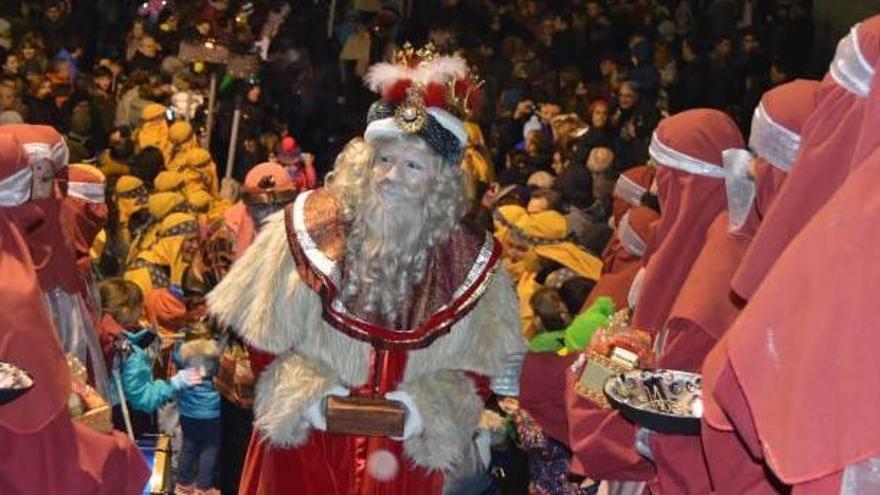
left=0, top=1, right=821, bottom=494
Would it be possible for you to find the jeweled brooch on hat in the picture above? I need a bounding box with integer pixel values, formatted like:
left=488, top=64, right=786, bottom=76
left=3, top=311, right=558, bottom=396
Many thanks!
left=394, top=98, right=428, bottom=133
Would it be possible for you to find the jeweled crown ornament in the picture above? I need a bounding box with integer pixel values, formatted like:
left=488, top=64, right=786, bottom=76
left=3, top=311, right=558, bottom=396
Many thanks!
left=393, top=87, right=429, bottom=134
left=365, top=42, right=483, bottom=119
left=363, top=42, right=483, bottom=164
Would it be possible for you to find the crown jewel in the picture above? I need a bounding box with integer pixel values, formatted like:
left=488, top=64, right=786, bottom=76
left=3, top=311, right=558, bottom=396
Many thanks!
left=364, top=42, right=483, bottom=119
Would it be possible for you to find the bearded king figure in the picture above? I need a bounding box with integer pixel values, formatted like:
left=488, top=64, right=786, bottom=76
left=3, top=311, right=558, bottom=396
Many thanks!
left=207, top=45, right=525, bottom=494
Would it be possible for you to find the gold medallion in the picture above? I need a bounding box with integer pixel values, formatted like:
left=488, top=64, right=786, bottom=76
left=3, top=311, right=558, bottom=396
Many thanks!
left=394, top=101, right=428, bottom=134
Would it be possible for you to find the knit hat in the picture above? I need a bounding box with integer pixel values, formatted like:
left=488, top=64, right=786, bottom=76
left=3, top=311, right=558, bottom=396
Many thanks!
left=276, top=135, right=301, bottom=167
left=241, top=161, right=296, bottom=206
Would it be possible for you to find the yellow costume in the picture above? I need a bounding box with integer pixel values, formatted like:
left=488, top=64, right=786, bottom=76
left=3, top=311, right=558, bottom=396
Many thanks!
left=506, top=210, right=603, bottom=339
left=114, top=175, right=148, bottom=249
left=154, top=170, right=187, bottom=193
left=492, top=204, right=527, bottom=248
left=461, top=122, right=495, bottom=203
left=97, top=149, right=131, bottom=177
left=136, top=103, right=171, bottom=162
left=182, top=148, right=219, bottom=196
left=187, top=188, right=233, bottom=231
left=167, top=121, right=200, bottom=172
left=125, top=212, right=200, bottom=296
left=127, top=192, right=189, bottom=265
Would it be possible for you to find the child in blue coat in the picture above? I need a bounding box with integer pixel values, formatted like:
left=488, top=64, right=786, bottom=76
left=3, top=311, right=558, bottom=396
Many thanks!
left=172, top=333, right=221, bottom=495
left=98, top=278, right=202, bottom=438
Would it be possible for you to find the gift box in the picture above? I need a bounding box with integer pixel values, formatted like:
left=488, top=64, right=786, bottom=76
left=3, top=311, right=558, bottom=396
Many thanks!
left=325, top=395, right=406, bottom=438
left=573, top=309, right=652, bottom=409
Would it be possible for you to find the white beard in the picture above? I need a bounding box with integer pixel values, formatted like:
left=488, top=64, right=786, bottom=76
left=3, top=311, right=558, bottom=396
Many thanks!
left=340, top=182, right=433, bottom=325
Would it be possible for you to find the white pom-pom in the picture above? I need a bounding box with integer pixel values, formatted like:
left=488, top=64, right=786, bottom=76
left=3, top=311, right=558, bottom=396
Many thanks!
left=366, top=449, right=400, bottom=481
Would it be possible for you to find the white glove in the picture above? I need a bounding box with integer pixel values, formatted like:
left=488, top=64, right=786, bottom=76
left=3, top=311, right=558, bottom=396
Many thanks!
left=385, top=390, right=424, bottom=441
left=304, top=385, right=349, bottom=431
left=170, top=368, right=203, bottom=390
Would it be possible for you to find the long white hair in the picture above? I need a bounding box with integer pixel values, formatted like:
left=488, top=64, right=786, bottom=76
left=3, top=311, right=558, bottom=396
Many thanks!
left=326, top=135, right=467, bottom=325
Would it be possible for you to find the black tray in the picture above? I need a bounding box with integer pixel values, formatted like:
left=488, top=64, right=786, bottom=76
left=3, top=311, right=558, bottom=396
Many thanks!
left=0, top=362, right=34, bottom=406
left=604, top=369, right=702, bottom=436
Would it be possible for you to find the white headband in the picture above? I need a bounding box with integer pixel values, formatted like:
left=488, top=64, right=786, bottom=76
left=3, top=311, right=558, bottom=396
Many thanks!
left=617, top=211, right=646, bottom=257
left=51, top=139, right=70, bottom=170
left=363, top=107, right=468, bottom=151
left=21, top=141, right=69, bottom=171
left=829, top=24, right=874, bottom=98
left=627, top=266, right=646, bottom=310
left=68, top=181, right=105, bottom=204
left=614, top=174, right=647, bottom=207
left=649, top=132, right=755, bottom=232
left=749, top=102, right=801, bottom=172
left=22, top=142, right=51, bottom=163
left=0, top=167, right=32, bottom=206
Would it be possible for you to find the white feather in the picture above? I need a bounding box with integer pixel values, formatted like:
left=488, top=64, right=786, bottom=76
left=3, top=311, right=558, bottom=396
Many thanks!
left=415, top=55, right=468, bottom=85
left=364, top=62, right=414, bottom=93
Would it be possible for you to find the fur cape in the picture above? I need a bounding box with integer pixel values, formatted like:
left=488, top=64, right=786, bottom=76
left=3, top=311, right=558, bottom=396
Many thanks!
left=207, top=211, right=525, bottom=472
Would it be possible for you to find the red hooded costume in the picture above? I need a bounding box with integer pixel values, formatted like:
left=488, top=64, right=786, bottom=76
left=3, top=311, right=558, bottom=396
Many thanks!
left=651, top=79, right=820, bottom=494
left=732, top=16, right=880, bottom=301
left=565, top=109, right=743, bottom=491
left=703, top=18, right=880, bottom=494
left=0, top=133, right=149, bottom=494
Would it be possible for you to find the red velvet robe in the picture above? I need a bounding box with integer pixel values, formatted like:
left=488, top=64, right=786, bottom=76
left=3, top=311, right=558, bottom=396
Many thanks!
left=235, top=189, right=502, bottom=495
left=239, top=349, right=446, bottom=495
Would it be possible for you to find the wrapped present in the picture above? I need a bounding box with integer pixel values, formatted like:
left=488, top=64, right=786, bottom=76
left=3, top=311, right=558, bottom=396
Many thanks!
left=574, top=309, right=654, bottom=409
left=325, top=395, right=406, bottom=438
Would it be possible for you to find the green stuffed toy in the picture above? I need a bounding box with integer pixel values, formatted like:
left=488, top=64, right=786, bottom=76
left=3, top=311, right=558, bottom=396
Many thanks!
left=563, top=296, right=616, bottom=352
left=527, top=330, right=567, bottom=353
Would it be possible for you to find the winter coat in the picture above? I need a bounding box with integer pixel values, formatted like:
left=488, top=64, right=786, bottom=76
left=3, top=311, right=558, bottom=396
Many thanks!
left=118, top=329, right=175, bottom=413
left=172, top=339, right=221, bottom=420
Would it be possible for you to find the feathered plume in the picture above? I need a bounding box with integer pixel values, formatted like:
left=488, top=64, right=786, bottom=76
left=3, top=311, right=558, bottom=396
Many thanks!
left=415, top=55, right=468, bottom=85
left=364, top=42, right=479, bottom=118
left=364, top=62, right=414, bottom=94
